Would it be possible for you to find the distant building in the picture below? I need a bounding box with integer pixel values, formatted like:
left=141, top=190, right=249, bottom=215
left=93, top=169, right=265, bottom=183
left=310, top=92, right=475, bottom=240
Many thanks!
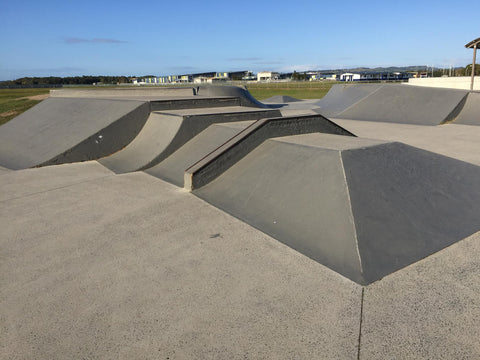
left=340, top=73, right=361, bottom=81
left=257, top=71, right=279, bottom=81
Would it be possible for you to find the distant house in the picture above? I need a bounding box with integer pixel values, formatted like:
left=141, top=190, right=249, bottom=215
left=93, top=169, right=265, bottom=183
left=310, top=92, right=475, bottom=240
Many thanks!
left=340, top=73, right=361, bottom=81
left=257, top=71, right=279, bottom=81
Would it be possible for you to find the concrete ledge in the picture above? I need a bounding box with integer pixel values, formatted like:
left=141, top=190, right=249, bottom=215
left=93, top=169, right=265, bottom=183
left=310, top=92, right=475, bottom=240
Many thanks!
left=150, top=97, right=241, bottom=111
left=50, top=87, right=195, bottom=98
left=407, top=76, right=480, bottom=90
left=184, top=114, right=354, bottom=191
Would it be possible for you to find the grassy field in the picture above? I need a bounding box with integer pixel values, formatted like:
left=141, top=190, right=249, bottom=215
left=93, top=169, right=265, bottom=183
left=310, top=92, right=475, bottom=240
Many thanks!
left=246, top=81, right=338, bottom=100
left=0, top=82, right=338, bottom=126
left=0, top=88, right=50, bottom=126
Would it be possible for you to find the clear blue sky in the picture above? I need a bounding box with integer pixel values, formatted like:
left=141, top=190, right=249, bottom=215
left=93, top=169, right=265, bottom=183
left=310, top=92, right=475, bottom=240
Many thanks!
left=0, top=0, right=478, bottom=80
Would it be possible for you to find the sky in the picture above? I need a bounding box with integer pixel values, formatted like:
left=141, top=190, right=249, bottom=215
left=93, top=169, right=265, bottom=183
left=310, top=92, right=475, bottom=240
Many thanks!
left=0, top=0, right=478, bottom=80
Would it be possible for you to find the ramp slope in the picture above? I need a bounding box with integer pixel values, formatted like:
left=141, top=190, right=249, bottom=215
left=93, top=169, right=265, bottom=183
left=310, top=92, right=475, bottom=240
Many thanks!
left=334, top=84, right=468, bottom=125
left=99, top=107, right=281, bottom=173
left=146, top=121, right=254, bottom=186
left=0, top=98, right=150, bottom=169
left=314, top=83, right=384, bottom=117
left=453, top=92, right=480, bottom=125
left=185, top=114, right=354, bottom=190
left=194, top=133, right=480, bottom=285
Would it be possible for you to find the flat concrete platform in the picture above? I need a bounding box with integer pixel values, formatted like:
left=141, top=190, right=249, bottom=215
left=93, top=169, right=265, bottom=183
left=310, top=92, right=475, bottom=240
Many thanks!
left=332, top=119, right=480, bottom=166
left=1, top=163, right=479, bottom=358
left=0, top=165, right=362, bottom=359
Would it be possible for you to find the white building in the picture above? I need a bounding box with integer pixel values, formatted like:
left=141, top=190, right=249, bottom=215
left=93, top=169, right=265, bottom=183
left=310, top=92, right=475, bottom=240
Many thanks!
left=257, top=71, right=279, bottom=81
left=340, top=73, right=361, bottom=81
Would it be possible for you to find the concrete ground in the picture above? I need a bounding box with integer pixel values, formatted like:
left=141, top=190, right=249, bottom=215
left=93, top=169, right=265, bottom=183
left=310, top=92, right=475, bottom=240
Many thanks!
left=1, top=162, right=479, bottom=359
left=1, top=85, right=480, bottom=359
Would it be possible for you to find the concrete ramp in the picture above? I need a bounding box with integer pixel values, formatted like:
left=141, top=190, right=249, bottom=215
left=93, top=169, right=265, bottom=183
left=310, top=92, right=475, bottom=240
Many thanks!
left=146, top=121, right=254, bottom=186
left=194, top=133, right=480, bottom=285
left=313, top=83, right=384, bottom=117
left=198, top=85, right=268, bottom=108
left=0, top=97, right=150, bottom=170
left=99, top=107, right=281, bottom=173
left=184, top=114, right=354, bottom=190
left=334, top=84, right=468, bottom=125
left=453, top=92, right=480, bottom=125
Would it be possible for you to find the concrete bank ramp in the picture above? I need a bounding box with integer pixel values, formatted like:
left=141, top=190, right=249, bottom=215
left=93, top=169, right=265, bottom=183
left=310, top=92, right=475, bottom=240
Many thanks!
left=453, top=92, right=480, bottom=125
left=194, top=133, right=480, bottom=285
left=198, top=85, right=268, bottom=108
left=146, top=121, right=254, bottom=186
left=0, top=98, right=150, bottom=170
left=184, top=114, right=354, bottom=190
left=333, top=84, right=468, bottom=125
left=314, top=83, right=384, bottom=117
left=99, top=107, right=281, bottom=173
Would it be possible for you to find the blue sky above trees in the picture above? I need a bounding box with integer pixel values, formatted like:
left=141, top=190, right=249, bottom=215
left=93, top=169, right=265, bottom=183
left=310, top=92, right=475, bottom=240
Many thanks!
left=0, top=0, right=478, bottom=80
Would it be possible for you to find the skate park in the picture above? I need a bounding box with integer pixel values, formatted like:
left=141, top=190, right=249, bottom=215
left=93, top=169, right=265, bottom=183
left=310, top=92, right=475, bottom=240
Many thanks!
left=1, top=83, right=480, bottom=358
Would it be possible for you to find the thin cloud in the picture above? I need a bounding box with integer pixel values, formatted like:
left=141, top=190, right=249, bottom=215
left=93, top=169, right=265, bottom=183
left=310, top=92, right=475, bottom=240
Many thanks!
left=64, top=37, right=127, bottom=44
left=227, top=57, right=262, bottom=61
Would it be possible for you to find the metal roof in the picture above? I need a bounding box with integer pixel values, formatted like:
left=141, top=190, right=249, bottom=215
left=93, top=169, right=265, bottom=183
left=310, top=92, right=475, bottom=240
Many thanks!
left=465, top=37, right=480, bottom=48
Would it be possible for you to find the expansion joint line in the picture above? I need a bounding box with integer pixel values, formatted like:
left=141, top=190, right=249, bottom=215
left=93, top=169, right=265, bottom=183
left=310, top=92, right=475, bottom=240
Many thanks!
left=357, top=287, right=365, bottom=360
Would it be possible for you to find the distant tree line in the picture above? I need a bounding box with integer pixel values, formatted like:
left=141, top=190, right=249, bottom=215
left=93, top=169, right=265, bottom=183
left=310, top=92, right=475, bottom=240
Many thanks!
left=0, top=75, right=137, bottom=86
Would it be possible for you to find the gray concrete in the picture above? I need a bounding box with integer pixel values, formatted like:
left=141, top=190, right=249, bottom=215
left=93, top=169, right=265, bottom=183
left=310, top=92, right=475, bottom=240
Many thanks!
left=0, top=166, right=362, bottom=360
left=185, top=114, right=354, bottom=190
left=333, top=84, right=468, bottom=125
left=332, top=119, right=480, bottom=166
left=147, top=121, right=254, bottom=186
left=0, top=165, right=11, bottom=175
left=195, top=133, right=480, bottom=284
left=361, top=231, right=480, bottom=359
left=50, top=87, right=196, bottom=98
left=314, top=83, right=384, bottom=117
left=99, top=107, right=281, bottom=173
left=199, top=85, right=268, bottom=108
left=0, top=161, right=113, bottom=202
left=262, top=95, right=300, bottom=103
left=454, top=92, right=480, bottom=125
left=0, top=98, right=150, bottom=169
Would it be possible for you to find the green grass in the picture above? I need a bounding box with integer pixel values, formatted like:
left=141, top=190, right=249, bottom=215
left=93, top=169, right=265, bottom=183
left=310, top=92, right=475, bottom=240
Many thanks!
left=0, top=88, right=51, bottom=126
left=246, top=81, right=339, bottom=100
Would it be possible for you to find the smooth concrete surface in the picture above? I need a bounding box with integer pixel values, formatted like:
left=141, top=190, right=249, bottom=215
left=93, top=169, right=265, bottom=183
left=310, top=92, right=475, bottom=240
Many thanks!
left=262, top=95, right=300, bottom=103
left=0, top=161, right=113, bottom=202
left=454, top=92, right=480, bottom=125
left=314, top=83, right=384, bottom=117
left=334, top=84, right=468, bottom=125
left=195, top=133, right=480, bottom=284
left=408, top=76, right=480, bottom=90
left=147, top=121, right=254, bottom=186
left=185, top=114, right=354, bottom=190
left=361, top=231, right=480, bottom=359
left=0, top=97, right=150, bottom=169
left=0, top=167, right=362, bottom=359
left=332, top=119, right=480, bottom=166
left=99, top=107, right=281, bottom=173
left=0, top=165, right=11, bottom=175
left=199, top=85, right=267, bottom=108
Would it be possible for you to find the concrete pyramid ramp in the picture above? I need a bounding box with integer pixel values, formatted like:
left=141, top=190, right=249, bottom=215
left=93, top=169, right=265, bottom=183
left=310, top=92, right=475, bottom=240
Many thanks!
left=334, top=84, right=468, bottom=125
left=453, top=92, right=480, bottom=125
left=0, top=97, right=150, bottom=169
left=314, top=83, right=384, bottom=117
left=99, top=107, right=281, bottom=173
left=194, top=133, right=480, bottom=285
left=146, top=121, right=254, bottom=186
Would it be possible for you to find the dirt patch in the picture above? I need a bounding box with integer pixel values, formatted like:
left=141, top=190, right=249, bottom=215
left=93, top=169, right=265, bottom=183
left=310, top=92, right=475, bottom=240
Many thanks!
left=20, top=94, right=50, bottom=101
left=0, top=110, right=18, bottom=117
